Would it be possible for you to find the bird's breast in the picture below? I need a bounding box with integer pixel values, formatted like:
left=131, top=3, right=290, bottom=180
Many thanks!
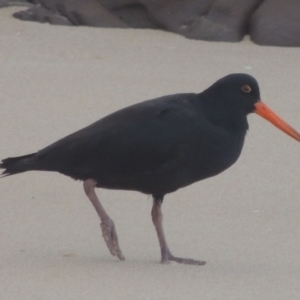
left=188, top=128, right=246, bottom=182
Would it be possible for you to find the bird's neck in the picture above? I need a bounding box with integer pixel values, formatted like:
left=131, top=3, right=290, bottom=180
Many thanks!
left=197, top=94, right=249, bottom=134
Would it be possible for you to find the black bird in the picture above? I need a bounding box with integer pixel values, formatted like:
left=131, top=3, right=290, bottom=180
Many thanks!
left=1, top=74, right=300, bottom=265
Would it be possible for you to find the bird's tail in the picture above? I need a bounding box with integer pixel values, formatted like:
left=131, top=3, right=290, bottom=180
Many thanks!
left=0, top=153, right=36, bottom=177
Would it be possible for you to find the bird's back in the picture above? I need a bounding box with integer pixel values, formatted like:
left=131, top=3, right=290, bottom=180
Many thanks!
left=1, top=93, right=246, bottom=196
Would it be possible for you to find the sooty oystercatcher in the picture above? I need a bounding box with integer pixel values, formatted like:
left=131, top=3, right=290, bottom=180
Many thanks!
left=1, top=74, right=300, bottom=265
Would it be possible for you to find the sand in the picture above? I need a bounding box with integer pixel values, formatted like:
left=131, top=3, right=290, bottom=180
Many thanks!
left=1, top=6, right=300, bottom=300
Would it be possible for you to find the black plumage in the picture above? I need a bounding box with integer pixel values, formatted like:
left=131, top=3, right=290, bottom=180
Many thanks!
left=2, top=73, right=299, bottom=265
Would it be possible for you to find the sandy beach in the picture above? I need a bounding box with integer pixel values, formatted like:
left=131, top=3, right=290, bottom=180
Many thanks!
left=1, top=6, right=300, bottom=300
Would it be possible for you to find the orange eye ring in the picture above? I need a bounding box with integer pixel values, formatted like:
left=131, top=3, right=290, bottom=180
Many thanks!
left=241, top=85, right=252, bottom=93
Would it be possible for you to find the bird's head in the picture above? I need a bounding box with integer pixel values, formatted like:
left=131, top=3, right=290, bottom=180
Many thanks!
left=206, top=73, right=300, bottom=142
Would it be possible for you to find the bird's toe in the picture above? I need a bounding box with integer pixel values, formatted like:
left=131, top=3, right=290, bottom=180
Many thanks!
left=162, top=253, right=206, bottom=266
left=100, top=221, right=125, bottom=261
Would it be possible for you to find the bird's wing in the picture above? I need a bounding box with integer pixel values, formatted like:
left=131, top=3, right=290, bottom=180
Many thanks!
left=35, top=93, right=204, bottom=179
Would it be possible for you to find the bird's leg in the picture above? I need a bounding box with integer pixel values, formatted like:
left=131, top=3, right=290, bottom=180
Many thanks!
left=83, top=179, right=124, bottom=260
left=151, top=196, right=205, bottom=266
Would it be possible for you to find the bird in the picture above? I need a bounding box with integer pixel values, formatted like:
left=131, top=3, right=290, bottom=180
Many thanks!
left=1, top=73, right=300, bottom=265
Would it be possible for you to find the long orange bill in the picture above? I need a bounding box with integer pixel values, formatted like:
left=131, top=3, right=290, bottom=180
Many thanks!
left=254, top=101, right=300, bottom=142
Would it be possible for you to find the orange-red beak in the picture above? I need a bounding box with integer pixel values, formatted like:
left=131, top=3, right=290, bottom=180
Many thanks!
left=254, top=101, right=300, bottom=142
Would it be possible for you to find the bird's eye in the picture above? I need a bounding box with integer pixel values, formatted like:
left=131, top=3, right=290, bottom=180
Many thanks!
left=241, top=85, right=252, bottom=93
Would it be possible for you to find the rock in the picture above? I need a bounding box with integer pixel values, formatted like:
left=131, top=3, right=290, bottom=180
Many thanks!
left=109, top=3, right=158, bottom=29
left=13, top=4, right=72, bottom=25
left=139, top=0, right=213, bottom=33
left=250, top=0, right=300, bottom=47
left=182, top=0, right=262, bottom=42
left=16, top=0, right=128, bottom=27
left=4, top=0, right=300, bottom=47
left=0, top=0, right=32, bottom=8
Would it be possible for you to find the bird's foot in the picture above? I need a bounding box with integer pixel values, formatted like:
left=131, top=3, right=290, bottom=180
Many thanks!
left=161, top=251, right=205, bottom=266
left=100, top=219, right=125, bottom=261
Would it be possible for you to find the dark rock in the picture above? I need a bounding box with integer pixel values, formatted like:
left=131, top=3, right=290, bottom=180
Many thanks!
left=111, top=4, right=158, bottom=29
left=0, top=0, right=32, bottom=8
left=13, top=4, right=71, bottom=25
left=3, top=0, right=300, bottom=47
left=140, top=0, right=213, bottom=32
left=7, top=0, right=261, bottom=42
left=183, top=0, right=262, bottom=41
left=250, top=0, right=300, bottom=47
left=17, top=0, right=128, bottom=27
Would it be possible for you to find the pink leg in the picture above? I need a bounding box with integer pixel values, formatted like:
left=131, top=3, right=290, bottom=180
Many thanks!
left=84, top=179, right=124, bottom=260
left=151, top=196, right=205, bottom=265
